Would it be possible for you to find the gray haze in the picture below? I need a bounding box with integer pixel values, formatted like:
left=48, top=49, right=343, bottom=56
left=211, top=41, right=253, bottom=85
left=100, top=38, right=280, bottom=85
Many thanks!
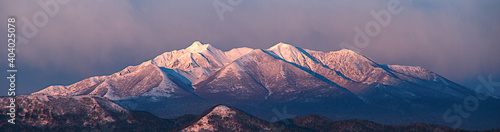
left=0, top=0, right=499, bottom=96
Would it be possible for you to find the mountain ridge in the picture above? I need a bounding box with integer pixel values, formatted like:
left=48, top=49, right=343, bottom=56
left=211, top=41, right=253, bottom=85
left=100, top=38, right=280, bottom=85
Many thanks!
left=33, top=41, right=471, bottom=101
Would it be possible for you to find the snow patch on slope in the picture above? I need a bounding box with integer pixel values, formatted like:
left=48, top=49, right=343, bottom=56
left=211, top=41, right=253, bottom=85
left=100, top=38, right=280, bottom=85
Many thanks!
left=142, top=66, right=189, bottom=97
left=175, top=67, right=213, bottom=84
left=225, top=47, right=253, bottom=62
left=388, top=65, right=434, bottom=81
left=35, top=85, right=69, bottom=96
left=102, top=82, right=121, bottom=100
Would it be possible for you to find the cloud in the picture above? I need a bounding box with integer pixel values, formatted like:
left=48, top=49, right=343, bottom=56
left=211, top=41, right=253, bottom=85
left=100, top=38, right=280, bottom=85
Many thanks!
left=0, top=0, right=499, bottom=95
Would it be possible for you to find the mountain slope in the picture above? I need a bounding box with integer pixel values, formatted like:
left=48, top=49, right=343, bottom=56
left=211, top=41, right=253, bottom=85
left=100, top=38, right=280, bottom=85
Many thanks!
left=0, top=95, right=177, bottom=131
left=180, top=105, right=276, bottom=131
left=33, top=61, right=195, bottom=100
left=194, top=49, right=358, bottom=102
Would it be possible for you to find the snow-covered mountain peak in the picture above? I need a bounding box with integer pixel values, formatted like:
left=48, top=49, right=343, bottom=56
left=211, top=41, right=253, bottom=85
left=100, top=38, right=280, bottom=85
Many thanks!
left=268, top=42, right=295, bottom=50
left=150, top=41, right=230, bottom=72
left=266, top=42, right=323, bottom=69
left=190, top=41, right=203, bottom=47
left=337, top=49, right=362, bottom=56
left=186, top=41, right=215, bottom=53
left=267, top=42, right=301, bottom=59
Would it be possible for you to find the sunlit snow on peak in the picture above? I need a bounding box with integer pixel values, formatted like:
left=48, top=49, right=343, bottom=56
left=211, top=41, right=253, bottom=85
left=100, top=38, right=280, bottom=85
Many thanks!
left=269, top=42, right=295, bottom=50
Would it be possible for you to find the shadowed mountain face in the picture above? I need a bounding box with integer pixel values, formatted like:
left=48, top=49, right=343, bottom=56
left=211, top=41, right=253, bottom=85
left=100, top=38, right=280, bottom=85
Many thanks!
left=30, top=41, right=500, bottom=130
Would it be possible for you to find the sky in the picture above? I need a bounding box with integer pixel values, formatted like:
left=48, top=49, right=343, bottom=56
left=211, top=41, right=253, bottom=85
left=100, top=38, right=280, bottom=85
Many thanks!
left=0, top=0, right=499, bottom=96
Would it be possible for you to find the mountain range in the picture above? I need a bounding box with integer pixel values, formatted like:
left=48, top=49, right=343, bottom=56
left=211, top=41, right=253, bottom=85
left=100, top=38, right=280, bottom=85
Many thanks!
left=33, top=41, right=473, bottom=101
left=3, top=41, right=499, bottom=130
